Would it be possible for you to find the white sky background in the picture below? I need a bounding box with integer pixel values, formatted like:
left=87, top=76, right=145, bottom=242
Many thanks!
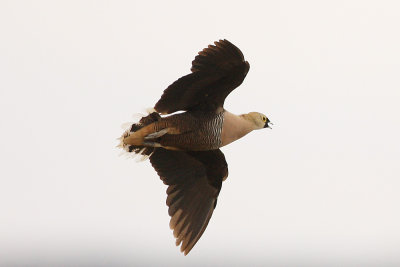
left=1, top=0, right=400, bottom=266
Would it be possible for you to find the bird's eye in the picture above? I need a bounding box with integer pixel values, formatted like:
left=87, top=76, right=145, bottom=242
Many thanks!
left=262, top=116, right=267, bottom=122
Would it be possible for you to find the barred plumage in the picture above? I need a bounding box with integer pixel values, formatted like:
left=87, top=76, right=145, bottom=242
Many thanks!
left=118, top=39, right=271, bottom=255
left=154, top=111, right=224, bottom=151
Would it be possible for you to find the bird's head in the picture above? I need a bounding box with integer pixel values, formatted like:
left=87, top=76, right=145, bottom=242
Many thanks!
left=247, top=112, right=272, bottom=129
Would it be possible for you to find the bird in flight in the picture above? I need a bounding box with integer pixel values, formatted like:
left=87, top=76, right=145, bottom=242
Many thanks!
left=119, top=39, right=271, bottom=255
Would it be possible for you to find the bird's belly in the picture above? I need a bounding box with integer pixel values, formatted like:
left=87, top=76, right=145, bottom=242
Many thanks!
left=160, top=128, right=222, bottom=151
left=159, top=113, right=224, bottom=151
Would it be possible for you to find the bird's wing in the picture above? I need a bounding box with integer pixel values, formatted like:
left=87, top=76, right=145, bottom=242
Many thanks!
left=154, top=39, right=250, bottom=114
left=149, top=148, right=228, bottom=255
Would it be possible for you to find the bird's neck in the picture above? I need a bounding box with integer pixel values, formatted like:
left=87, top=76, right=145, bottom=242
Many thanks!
left=220, top=111, right=256, bottom=147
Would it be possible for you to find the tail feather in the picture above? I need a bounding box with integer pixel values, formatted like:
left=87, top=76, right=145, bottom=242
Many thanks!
left=119, top=112, right=162, bottom=158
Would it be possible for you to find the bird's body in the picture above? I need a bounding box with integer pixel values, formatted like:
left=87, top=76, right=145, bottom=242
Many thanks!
left=123, top=108, right=266, bottom=151
left=125, top=109, right=224, bottom=151
left=119, top=39, right=271, bottom=255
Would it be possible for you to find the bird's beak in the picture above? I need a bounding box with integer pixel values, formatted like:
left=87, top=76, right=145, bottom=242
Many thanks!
left=264, top=121, right=273, bottom=129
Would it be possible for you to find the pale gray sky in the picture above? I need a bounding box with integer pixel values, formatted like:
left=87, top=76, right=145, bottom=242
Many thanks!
left=1, top=0, right=400, bottom=266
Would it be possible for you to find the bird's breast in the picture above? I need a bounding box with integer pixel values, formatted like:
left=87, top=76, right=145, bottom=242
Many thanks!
left=220, top=111, right=254, bottom=147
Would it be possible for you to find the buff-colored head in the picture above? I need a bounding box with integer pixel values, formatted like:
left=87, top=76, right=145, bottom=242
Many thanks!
left=246, top=112, right=271, bottom=129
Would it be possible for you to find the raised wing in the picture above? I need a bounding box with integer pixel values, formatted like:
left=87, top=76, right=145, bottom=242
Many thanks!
left=149, top=148, right=228, bottom=255
left=154, top=39, right=250, bottom=114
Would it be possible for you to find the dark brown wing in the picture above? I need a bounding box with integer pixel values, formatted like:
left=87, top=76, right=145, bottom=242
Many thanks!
left=154, top=39, right=250, bottom=114
left=149, top=148, right=228, bottom=255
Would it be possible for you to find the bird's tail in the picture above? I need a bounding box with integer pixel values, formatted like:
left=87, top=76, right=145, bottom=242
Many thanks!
left=118, top=111, right=162, bottom=158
